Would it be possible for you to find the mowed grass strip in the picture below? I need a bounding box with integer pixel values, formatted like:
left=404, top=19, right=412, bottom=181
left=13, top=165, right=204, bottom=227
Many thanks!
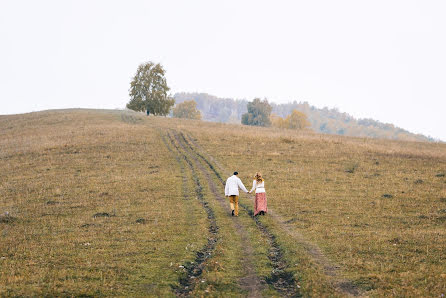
left=154, top=116, right=446, bottom=297
left=0, top=110, right=208, bottom=296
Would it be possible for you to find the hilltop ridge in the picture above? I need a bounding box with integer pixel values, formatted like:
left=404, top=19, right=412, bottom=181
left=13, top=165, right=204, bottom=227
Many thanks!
left=174, top=92, right=435, bottom=142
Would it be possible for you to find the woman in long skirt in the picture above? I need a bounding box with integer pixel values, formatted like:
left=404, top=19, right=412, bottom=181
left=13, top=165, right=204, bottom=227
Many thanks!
left=249, top=172, right=267, bottom=216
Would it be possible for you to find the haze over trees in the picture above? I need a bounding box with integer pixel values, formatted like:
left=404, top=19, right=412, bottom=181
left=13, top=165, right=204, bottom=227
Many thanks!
left=126, top=62, right=174, bottom=116
left=241, top=98, right=272, bottom=127
left=174, top=93, right=248, bottom=123
left=174, top=92, right=434, bottom=142
left=172, top=100, right=201, bottom=120
left=271, top=110, right=311, bottom=130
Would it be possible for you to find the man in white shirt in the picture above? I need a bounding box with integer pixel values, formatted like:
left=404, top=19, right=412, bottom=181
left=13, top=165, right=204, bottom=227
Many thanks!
left=225, top=171, right=249, bottom=217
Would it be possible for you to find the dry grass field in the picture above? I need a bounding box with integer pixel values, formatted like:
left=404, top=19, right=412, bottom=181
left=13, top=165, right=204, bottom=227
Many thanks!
left=173, top=117, right=446, bottom=297
left=1, top=109, right=445, bottom=297
left=0, top=110, right=211, bottom=296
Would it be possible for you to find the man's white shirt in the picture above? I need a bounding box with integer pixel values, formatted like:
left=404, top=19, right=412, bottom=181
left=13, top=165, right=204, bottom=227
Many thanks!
left=225, top=175, right=248, bottom=196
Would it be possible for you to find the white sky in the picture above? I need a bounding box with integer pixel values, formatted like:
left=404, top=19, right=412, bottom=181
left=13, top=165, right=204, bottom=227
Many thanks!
left=1, top=0, right=445, bottom=140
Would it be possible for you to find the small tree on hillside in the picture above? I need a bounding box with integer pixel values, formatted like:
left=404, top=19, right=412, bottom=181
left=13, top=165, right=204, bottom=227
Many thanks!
left=172, top=100, right=201, bottom=120
left=271, top=113, right=287, bottom=128
left=241, top=98, right=272, bottom=127
left=271, top=109, right=311, bottom=130
left=287, top=110, right=311, bottom=129
left=126, top=62, right=175, bottom=116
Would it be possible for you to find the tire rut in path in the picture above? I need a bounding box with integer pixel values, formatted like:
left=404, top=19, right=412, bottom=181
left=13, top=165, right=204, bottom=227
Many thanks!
left=181, top=132, right=363, bottom=297
left=176, top=131, right=301, bottom=297
left=162, top=132, right=219, bottom=296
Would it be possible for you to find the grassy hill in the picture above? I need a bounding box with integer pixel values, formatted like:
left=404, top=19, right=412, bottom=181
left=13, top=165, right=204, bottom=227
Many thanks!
left=1, top=109, right=445, bottom=296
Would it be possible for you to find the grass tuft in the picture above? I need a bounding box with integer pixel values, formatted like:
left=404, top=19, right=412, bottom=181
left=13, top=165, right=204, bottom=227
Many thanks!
left=92, top=212, right=112, bottom=218
left=345, top=162, right=359, bottom=173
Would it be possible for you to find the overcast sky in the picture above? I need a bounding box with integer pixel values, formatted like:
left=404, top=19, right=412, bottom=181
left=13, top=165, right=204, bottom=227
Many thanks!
left=1, top=0, right=445, bottom=140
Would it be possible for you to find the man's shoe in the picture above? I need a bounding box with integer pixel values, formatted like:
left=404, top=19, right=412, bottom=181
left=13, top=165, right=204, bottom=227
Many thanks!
left=231, top=210, right=234, bottom=216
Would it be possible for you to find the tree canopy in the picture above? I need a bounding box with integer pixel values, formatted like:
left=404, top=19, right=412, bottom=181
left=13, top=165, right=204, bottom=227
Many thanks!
left=271, top=109, right=311, bottom=130
left=126, top=62, right=174, bottom=116
left=172, top=100, right=201, bottom=120
left=241, top=98, right=272, bottom=127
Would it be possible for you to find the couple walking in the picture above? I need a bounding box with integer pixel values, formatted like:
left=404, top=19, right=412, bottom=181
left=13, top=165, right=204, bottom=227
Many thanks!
left=224, top=171, right=267, bottom=217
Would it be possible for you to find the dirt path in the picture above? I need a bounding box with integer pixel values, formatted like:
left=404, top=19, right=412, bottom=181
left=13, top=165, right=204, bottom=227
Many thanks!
left=171, top=130, right=265, bottom=297
left=181, top=131, right=363, bottom=297
left=175, top=131, right=301, bottom=297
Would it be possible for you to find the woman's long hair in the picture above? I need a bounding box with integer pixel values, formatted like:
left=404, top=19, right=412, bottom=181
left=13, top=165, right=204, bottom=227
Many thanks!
left=255, top=172, right=264, bottom=183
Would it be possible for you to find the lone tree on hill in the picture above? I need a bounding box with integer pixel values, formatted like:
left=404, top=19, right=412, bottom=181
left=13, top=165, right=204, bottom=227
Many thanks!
left=172, top=100, right=201, bottom=120
left=126, top=62, right=175, bottom=116
left=241, top=98, right=272, bottom=127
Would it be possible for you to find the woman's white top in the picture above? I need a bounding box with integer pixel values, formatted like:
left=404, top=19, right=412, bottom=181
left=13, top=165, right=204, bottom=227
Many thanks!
left=250, top=180, right=266, bottom=194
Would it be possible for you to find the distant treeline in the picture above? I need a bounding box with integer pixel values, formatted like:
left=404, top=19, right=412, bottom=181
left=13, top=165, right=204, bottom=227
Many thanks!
left=174, top=92, right=434, bottom=142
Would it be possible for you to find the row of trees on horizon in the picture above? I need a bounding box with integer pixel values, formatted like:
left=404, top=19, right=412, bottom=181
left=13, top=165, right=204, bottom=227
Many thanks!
left=173, top=93, right=434, bottom=142
left=125, top=61, right=434, bottom=142
left=124, top=61, right=311, bottom=132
